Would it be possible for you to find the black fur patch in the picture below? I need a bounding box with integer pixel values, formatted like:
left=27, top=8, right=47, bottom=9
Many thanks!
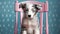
left=19, top=3, right=26, bottom=9
left=33, top=4, right=40, bottom=10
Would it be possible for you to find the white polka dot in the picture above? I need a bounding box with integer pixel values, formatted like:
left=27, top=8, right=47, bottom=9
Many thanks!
left=12, top=19, right=14, bottom=22
left=12, top=11, right=14, bottom=13
left=8, top=10, right=9, bottom=12
left=7, top=18, right=9, bottom=21
left=0, top=2, right=2, bottom=5
left=2, top=14, right=4, bottom=17
left=9, top=14, right=11, bottom=17
left=6, top=14, right=8, bottom=17
left=8, top=24, right=10, bottom=27
left=6, top=5, right=8, bottom=8
left=8, top=1, right=10, bottom=4
left=12, top=2, right=14, bottom=4
left=3, top=24, right=5, bottom=27
left=10, top=30, right=12, bottom=32
left=4, top=1, right=6, bottom=4
left=50, top=2, right=52, bottom=5
left=0, top=24, right=1, bottom=27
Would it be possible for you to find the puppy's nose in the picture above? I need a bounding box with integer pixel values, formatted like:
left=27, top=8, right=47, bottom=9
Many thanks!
left=28, top=15, right=31, bottom=17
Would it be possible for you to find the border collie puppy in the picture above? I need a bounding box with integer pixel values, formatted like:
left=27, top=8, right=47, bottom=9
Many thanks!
left=19, top=3, right=42, bottom=34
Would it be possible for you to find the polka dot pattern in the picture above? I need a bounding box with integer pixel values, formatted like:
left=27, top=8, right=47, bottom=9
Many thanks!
left=0, top=0, right=60, bottom=34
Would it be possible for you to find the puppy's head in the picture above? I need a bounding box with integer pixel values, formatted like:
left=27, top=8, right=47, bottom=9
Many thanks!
left=19, top=3, right=42, bottom=19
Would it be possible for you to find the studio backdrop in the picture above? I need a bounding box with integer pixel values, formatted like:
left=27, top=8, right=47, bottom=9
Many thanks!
left=0, top=0, right=60, bottom=34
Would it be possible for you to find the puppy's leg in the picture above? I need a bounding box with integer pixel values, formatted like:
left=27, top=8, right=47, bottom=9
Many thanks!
left=22, top=30, right=27, bottom=34
left=27, top=28, right=33, bottom=34
left=35, top=28, right=40, bottom=34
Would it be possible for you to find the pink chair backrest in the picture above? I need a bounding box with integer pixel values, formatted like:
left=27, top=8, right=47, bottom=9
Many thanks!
left=14, top=1, right=48, bottom=34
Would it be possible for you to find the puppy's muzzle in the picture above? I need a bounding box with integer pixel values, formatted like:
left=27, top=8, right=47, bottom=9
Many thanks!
left=28, top=15, right=31, bottom=17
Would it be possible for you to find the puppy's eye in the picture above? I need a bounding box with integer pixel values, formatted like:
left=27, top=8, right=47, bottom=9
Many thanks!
left=26, top=9, right=28, bottom=11
left=32, top=9, right=36, bottom=12
left=24, top=9, right=28, bottom=13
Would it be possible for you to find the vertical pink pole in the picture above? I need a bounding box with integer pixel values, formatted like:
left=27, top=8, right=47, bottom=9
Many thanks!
left=46, top=12, right=48, bottom=34
left=14, top=12, right=18, bottom=34
left=40, top=12, right=43, bottom=34
left=20, top=12, right=23, bottom=24
left=14, top=0, right=18, bottom=34
left=46, top=0, right=49, bottom=34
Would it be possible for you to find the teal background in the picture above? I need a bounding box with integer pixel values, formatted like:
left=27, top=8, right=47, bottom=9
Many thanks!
left=0, top=0, right=60, bottom=34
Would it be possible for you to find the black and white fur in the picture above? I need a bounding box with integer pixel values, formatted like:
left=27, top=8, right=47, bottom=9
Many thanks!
left=19, top=3, right=42, bottom=34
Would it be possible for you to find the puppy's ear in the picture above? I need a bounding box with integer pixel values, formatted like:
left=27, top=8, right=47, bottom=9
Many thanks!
left=19, top=3, right=26, bottom=9
left=33, top=4, right=42, bottom=10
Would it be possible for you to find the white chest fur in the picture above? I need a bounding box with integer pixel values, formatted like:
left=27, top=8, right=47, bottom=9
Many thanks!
left=28, top=16, right=39, bottom=28
left=22, top=15, right=39, bottom=28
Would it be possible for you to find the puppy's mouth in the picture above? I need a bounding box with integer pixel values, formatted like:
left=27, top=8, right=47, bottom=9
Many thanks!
left=27, top=17, right=32, bottom=20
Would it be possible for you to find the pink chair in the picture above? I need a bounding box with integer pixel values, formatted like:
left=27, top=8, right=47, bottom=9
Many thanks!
left=14, top=0, right=48, bottom=34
